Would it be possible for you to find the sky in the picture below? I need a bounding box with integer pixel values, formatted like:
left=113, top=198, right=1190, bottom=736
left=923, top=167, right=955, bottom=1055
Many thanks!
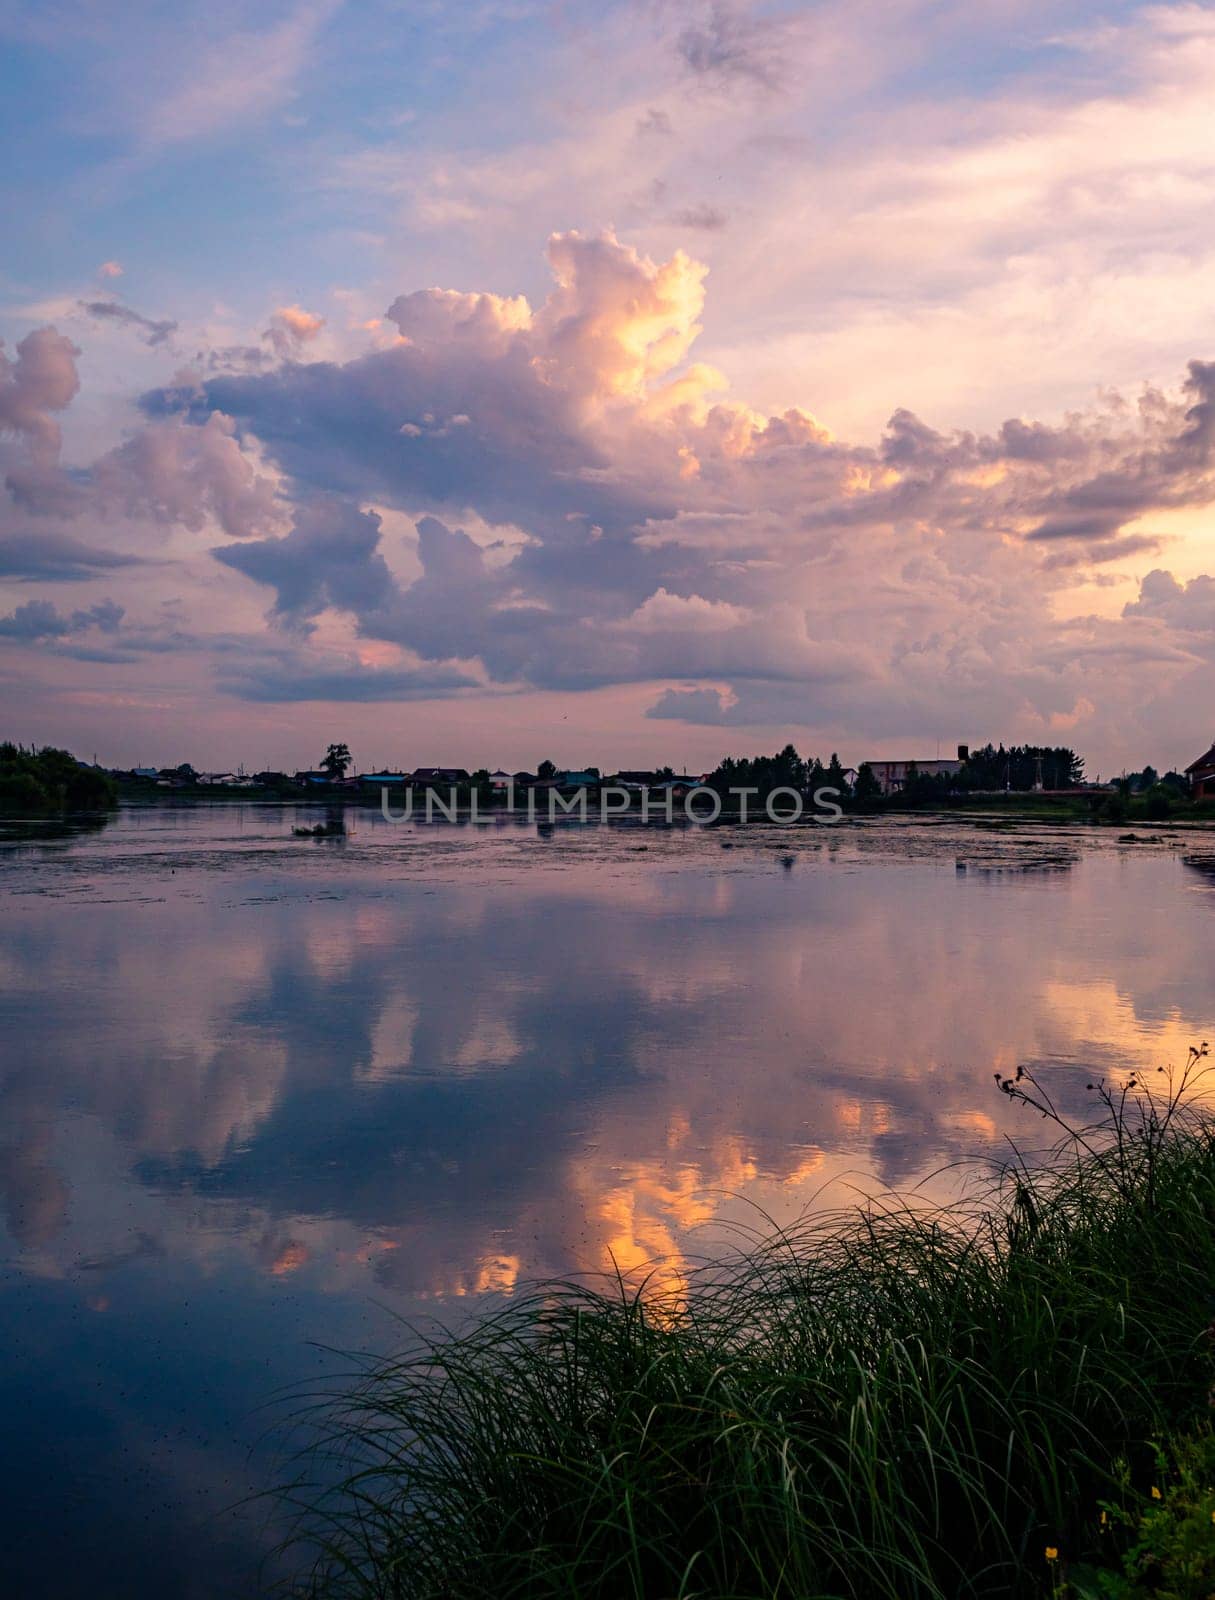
left=3, top=0, right=1215, bottom=777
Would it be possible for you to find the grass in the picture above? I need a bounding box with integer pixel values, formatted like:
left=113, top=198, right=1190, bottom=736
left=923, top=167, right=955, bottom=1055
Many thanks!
left=279, top=1047, right=1215, bottom=1600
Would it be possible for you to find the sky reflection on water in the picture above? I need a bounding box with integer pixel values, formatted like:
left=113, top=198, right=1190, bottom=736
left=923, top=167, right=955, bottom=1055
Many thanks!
left=1, top=806, right=1213, bottom=1596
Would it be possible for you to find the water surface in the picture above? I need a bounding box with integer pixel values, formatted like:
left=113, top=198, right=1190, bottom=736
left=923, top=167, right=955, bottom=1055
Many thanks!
left=2, top=804, right=1212, bottom=1596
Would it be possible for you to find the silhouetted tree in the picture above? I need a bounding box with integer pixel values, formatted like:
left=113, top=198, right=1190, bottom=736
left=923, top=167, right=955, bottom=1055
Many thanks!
left=0, top=743, right=116, bottom=812
left=321, top=743, right=352, bottom=779
left=706, top=745, right=817, bottom=801
left=958, top=743, right=1084, bottom=791
left=854, top=763, right=882, bottom=802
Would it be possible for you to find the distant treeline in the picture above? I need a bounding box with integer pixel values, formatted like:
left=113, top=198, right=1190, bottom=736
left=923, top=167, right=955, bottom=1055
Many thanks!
left=0, top=743, right=117, bottom=812
left=702, top=742, right=1087, bottom=802
left=706, top=744, right=853, bottom=799
left=956, top=743, right=1084, bottom=792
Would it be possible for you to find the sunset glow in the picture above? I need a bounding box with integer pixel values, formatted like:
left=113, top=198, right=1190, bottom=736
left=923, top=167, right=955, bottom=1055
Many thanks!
left=4, top=1, right=1215, bottom=774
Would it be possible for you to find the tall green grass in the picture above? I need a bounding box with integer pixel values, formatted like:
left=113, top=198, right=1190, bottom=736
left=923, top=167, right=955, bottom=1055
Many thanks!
left=281, top=1047, right=1215, bottom=1599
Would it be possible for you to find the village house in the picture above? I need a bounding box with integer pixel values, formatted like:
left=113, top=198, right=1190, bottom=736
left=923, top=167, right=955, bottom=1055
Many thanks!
left=653, top=776, right=702, bottom=799
left=863, top=756, right=966, bottom=796
left=609, top=769, right=659, bottom=790
left=358, top=771, right=408, bottom=788
left=410, top=767, right=470, bottom=785
left=1185, top=741, right=1215, bottom=798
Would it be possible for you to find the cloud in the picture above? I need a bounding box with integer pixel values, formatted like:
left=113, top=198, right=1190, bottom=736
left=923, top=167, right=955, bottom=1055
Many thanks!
left=80, top=299, right=178, bottom=347
left=263, top=305, right=325, bottom=359
left=8, top=225, right=1215, bottom=767
left=1124, top=568, right=1215, bottom=636
left=0, top=597, right=124, bottom=641
left=4, top=405, right=283, bottom=539
left=137, top=1, right=334, bottom=148
left=214, top=649, right=481, bottom=703
left=112, top=230, right=1215, bottom=755
left=0, top=529, right=144, bottom=581
left=97, top=261, right=124, bottom=279
left=0, top=328, right=81, bottom=468
left=88, top=411, right=283, bottom=539
left=213, top=497, right=395, bottom=629
left=624, top=588, right=752, bottom=632
left=676, top=2, right=781, bottom=86
left=646, top=685, right=736, bottom=723
left=1038, top=533, right=1164, bottom=571
left=670, top=203, right=728, bottom=231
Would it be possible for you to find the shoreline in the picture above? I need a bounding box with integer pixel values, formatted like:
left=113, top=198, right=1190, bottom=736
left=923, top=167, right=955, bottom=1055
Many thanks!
left=49, top=788, right=1215, bottom=830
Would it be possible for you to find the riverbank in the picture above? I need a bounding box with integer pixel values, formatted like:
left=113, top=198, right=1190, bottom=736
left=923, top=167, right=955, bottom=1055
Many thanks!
left=285, top=1051, right=1215, bottom=1600
left=108, top=778, right=1215, bottom=829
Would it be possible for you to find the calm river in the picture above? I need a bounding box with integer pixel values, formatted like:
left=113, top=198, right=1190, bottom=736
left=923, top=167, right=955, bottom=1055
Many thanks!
left=1, top=804, right=1212, bottom=1596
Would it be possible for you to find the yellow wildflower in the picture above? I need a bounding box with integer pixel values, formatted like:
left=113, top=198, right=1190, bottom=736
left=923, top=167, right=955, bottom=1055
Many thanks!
left=1151, top=1487, right=1162, bottom=1500
left=1045, top=1547, right=1058, bottom=1562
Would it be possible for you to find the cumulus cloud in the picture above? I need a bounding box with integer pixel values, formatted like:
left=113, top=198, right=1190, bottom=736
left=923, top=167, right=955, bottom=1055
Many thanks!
left=0, top=329, right=281, bottom=547
left=624, top=588, right=753, bottom=632
left=647, top=685, right=736, bottom=723
left=0, top=328, right=81, bottom=468
left=263, top=304, right=325, bottom=358
left=115, top=233, right=1215, bottom=743
left=7, top=228, right=1215, bottom=760
left=1124, top=568, right=1215, bottom=637
left=88, top=410, right=282, bottom=539
left=9, top=436, right=280, bottom=553
left=213, top=497, right=395, bottom=629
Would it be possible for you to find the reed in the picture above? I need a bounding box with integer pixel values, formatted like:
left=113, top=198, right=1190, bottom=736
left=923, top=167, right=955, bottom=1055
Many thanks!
left=281, top=1045, right=1215, bottom=1599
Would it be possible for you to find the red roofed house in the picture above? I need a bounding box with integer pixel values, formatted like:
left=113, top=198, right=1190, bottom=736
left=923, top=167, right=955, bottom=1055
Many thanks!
left=1185, top=742, right=1215, bottom=798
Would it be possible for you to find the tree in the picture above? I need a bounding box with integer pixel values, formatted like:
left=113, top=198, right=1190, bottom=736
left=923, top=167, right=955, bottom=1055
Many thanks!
left=0, top=742, right=116, bottom=812
left=321, top=743, right=351, bottom=779
left=958, top=743, right=1085, bottom=792
left=854, top=763, right=882, bottom=802
left=706, top=745, right=811, bottom=799
left=537, top=759, right=557, bottom=780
